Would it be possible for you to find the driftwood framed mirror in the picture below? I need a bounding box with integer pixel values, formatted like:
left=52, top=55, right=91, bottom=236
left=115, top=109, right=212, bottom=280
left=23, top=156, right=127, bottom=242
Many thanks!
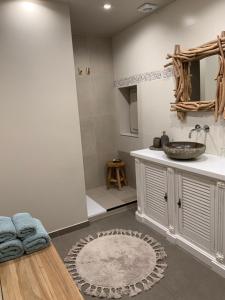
left=165, top=31, right=225, bottom=121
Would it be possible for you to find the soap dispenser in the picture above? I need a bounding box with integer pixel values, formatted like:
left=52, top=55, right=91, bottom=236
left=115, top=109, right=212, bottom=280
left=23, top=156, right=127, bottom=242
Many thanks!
left=161, top=131, right=169, bottom=147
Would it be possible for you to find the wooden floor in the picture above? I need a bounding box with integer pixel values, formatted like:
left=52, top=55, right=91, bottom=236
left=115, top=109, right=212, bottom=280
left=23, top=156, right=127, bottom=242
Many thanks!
left=0, top=244, right=83, bottom=300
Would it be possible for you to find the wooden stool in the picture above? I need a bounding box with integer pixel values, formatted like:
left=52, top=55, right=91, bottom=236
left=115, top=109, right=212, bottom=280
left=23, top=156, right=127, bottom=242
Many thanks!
left=106, top=161, right=127, bottom=190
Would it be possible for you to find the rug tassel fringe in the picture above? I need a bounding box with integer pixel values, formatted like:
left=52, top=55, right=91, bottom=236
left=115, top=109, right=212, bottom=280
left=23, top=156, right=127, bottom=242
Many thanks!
left=114, top=289, right=123, bottom=298
left=84, top=285, right=91, bottom=295
left=99, top=289, right=107, bottom=298
left=85, top=235, right=94, bottom=242
left=107, top=288, right=115, bottom=298
left=129, top=285, right=142, bottom=297
left=142, top=279, right=154, bottom=291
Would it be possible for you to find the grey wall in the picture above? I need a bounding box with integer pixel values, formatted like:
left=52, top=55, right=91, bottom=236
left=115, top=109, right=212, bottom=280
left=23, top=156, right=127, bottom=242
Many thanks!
left=73, top=36, right=117, bottom=189
left=0, top=0, right=88, bottom=232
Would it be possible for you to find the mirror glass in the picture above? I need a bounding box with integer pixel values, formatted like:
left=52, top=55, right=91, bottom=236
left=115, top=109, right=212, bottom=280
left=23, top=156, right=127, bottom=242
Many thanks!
left=190, top=55, right=218, bottom=101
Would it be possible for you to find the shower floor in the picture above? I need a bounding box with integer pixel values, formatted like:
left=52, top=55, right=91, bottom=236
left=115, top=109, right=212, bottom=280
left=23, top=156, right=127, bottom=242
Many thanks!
left=87, top=185, right=137, bottom=211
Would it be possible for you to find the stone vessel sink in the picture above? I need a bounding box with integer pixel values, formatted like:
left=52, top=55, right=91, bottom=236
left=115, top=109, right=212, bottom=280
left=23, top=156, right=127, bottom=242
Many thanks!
left=163, top=142, right=206, bottom=160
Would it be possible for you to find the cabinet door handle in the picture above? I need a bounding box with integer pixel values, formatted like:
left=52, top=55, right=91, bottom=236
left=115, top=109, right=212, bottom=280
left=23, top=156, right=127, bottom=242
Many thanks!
left=164, top=193, right=168, bottom=202
left=177, top=198, right=182, bottom=208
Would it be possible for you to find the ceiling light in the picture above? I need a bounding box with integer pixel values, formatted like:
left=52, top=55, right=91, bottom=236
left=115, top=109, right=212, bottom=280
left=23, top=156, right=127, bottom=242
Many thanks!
left=104, top=3, right=112, bottom=10
left=21, top=1, right=36, bottom=11
left=138, top=3, right=158, bottom=13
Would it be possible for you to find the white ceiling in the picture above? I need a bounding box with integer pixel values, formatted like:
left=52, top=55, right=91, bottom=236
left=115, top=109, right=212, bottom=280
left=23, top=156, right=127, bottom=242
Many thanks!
left=64, top=0, right=175, bottom=37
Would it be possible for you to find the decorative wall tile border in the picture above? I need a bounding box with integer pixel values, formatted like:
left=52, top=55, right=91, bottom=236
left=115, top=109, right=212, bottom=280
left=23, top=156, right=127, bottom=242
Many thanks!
left=114, top=67, right=174, bottom=88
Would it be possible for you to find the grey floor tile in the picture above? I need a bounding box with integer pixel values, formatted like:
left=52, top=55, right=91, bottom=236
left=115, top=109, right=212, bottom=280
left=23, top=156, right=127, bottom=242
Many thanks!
left=52, top=208, right=225, bottom=300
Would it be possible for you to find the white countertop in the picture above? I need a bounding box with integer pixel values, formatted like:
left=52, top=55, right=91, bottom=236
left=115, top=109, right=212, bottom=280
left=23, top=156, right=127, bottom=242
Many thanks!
left=131, top=149, right=225, bottom=182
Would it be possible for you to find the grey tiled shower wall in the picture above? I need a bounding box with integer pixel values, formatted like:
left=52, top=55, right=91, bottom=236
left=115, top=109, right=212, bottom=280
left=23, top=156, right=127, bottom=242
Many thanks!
left=73, top=36, right=118, bottom=189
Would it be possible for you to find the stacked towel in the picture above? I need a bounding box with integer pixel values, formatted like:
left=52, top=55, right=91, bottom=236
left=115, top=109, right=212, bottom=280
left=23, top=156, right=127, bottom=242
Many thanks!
left=12, top=213, right=36, bottom=239
left=22, top=219, right=50, bottom=254
left=0, top=239, right=24, bottom=263
left=0, top=213, right=50, bottom=263
left=0, top=216, right=16, bottom=243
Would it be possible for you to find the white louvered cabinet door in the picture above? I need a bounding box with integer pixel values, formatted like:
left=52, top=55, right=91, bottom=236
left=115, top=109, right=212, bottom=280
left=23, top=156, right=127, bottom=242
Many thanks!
left=177, top=172, right=215, bottom=253
left=144, top=162, right=168, bottom=227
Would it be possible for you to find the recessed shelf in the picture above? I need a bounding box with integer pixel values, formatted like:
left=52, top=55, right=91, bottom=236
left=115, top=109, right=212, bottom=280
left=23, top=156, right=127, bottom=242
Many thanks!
left=118, top=85, right=139, bottom=137
left=120, top=132, right=139, bottom=138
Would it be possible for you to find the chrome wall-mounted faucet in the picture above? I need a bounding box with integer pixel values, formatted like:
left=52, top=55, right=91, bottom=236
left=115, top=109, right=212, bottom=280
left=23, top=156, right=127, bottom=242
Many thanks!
left=203, top=124, right=210, bottom=133
left=188, top=124, right=210, bottom=139
left=188, top=124, right=201, bottom=139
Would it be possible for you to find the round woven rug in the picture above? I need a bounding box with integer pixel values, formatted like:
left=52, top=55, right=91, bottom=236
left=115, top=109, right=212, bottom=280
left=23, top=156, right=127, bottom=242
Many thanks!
left=64, top=229, right=167, bottom=298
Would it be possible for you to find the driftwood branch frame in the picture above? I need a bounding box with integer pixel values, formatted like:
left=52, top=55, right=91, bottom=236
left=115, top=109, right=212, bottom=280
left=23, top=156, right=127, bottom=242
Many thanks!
left=165, top=31, right=225, bottom=121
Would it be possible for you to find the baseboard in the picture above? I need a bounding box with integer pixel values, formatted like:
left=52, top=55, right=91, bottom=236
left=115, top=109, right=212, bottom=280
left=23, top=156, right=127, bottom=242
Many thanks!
left=50, top=205, right=137, bottom=236
left=211, top=259, right=225, bottom=278
left=49, top=220, right=89, bottom=238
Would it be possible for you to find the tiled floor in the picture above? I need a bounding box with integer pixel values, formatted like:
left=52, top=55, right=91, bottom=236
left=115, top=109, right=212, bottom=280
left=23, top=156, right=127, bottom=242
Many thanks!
left=87, top=185, right=137, bottom=210
left=53, top=208, right=225, bottom=300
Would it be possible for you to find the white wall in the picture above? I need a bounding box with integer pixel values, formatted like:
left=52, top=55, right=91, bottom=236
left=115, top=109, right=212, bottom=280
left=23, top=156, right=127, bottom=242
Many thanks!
left=113, top=0, right=225, bottom=156
left=0, top=0, right=88, bottom=231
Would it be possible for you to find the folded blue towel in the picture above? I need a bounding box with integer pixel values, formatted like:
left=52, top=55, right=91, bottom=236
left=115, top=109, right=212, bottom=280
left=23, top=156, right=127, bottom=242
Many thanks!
left=12, top=212, right=36, bottom=239
left=23, top=219, right=50, bottom=254
left=0, top=216, right=17, bottom=243
left=0, top=239, right=24, bottom=263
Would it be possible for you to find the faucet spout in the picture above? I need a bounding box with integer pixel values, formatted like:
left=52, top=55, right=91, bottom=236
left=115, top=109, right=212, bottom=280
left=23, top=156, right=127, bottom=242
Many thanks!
left=188, top=124, right=201, bottom=139
left=188, top=129, right=195, bottom=139
left=188, top=124, right=210, bottom=139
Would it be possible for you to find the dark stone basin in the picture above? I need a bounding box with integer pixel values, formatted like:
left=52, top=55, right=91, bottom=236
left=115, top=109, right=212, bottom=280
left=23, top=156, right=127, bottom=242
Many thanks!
left=163, top=142, right=206, bottom=160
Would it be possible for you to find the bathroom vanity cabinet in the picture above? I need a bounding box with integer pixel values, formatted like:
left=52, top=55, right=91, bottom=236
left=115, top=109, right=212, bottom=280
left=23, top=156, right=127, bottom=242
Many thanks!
left=131, top=149, right=225, bottom=277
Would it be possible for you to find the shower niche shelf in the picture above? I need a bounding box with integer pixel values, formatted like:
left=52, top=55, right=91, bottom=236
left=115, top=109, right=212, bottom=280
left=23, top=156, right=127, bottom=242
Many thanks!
left=118, top=85, right=139, bottom=137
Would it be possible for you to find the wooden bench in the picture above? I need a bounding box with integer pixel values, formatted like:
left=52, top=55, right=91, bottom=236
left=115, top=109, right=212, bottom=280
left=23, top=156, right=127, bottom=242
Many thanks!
left=0, top=244, right=83, bottom=300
